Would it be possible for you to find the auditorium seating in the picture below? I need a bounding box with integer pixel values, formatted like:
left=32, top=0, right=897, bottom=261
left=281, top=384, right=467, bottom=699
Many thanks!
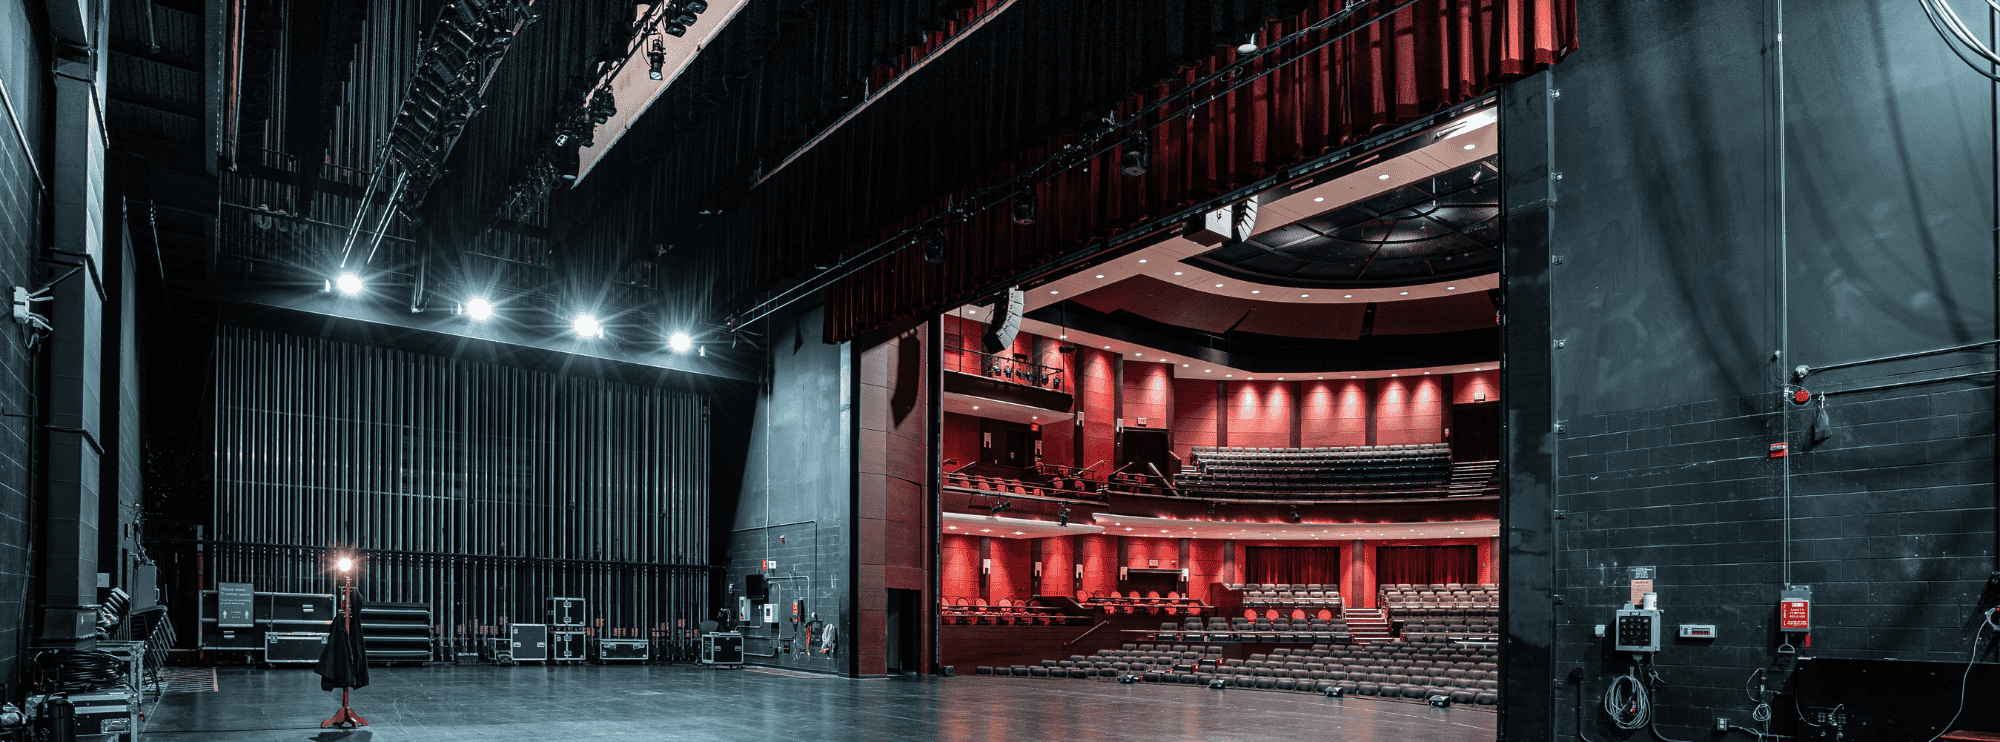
left=1173, top=444, right=1453, bottom=498
left=977, top=637, right=1499, bottom=706
left=942, top=470, right=1107, bottom=503
left=1380, top=584, right=1499, bottom=641
left=1235, top=583, right=1344, bottom=617
left=1082, top=591, right=1208, bottom=616
left=941, top=597, right=1088, bottom=626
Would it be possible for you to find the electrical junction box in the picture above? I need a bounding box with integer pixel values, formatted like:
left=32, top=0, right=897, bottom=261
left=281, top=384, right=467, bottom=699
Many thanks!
left=760, top=603, right=776, bottom=624
left=1615, top=608, right=1661, bottom=652
left=1679, top=624, right=1716, bottom=639
left=1779, top=585, right=1812, bottom=632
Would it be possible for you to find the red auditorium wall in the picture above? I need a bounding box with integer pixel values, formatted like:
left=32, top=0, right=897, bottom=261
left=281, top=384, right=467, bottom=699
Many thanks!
left=1452, top=370, right=1499, bottom=405
left=1300, top=379, right=1369, bottom=448
left=1121, top=361, right=1173, bottom=430
left=1075, top=349, right=1117, bottom=473
left=1187, top=540, right=1225, bottom=603
left=1126, top=536, right=1178, bottom=571
left=987, top=537, right=1033, bottom=602
left=1225, top=381, right=1293, bottom=450
left=942, top=413, right=980, bottom=470
left=1373, top=376, right=1445, bottom=445
left=1041, top=536, right=1075, bottom=597
left=857, top=326, right=933, bottom=675
left=942, top=535, right=980, bottom=602
left=1170, top=378, right=1218, bottom=460
left=1077, top=534, right=1118, bottom=597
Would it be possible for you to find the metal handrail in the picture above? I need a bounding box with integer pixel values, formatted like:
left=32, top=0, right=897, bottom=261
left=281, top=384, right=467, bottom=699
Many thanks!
left=945, top=346, right=1066, bottom=391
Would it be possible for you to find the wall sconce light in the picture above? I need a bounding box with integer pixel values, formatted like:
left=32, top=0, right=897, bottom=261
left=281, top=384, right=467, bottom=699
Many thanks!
left=981, top=558, right=991, bottom=575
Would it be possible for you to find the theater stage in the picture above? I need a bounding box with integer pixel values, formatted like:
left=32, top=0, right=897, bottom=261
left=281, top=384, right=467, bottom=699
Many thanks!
left=142, top=664, right=1495, bottom=741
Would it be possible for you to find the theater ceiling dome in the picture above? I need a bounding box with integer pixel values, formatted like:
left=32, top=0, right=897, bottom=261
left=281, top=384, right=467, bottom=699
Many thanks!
left=1186, top=157, right=1499, bottom=289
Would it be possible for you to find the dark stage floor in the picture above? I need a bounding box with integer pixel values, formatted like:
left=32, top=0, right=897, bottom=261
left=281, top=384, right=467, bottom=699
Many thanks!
left=142, top=664, right=1495, bottom=742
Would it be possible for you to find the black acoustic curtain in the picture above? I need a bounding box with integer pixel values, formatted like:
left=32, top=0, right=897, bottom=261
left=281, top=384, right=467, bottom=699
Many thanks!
left=1376, top=545, right=1478, bottom=585
left=1245, top=547, right=1342, bottom=585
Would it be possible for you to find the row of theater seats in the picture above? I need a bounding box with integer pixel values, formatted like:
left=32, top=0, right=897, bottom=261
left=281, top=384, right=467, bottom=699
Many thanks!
left=1402, top=616, right=1498, bottom=642
left=1160, top=616, right=1348, bottom=642
left=974, top=638, right=1499, bottom=706
left=942, top=471, right=1106, bottom=502
left=939, top=598, right=1087, bottom=626
left=1236, top=583, right=1342, bottom=614
left=1083, top=591, right=1208, bottom=616
left=1380, top=583, right=1499, bottom=617
left=1176, top=444, right=1452, bottom=496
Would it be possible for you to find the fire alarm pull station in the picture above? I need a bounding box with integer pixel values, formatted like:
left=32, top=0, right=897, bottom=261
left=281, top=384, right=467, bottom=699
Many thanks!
left=1779, top=585, right=1812, bottom=636
left=791, top=600, right=805, bottom=622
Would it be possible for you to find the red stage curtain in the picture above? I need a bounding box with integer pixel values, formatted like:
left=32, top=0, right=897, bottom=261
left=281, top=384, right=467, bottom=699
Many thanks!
left=1376, top=545, right=1478, bottom=585
left=825, top=0, right=1576, bottom=342
left=1245, top=546, right=1343, bottom=585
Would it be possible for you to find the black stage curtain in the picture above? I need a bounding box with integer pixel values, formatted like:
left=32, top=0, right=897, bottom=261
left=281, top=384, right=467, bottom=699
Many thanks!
left=1376, top=545, right=1478, bottom=585
left=1245, top=547, right=1342, bottom=585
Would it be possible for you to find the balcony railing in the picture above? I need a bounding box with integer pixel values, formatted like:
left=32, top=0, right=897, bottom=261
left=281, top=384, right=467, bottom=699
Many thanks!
left=945, top=347, right=1065, bottom=392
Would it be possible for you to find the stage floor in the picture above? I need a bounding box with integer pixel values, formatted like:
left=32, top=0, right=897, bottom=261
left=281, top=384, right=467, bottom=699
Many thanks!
left=142, top=664, right=1495, bottom=742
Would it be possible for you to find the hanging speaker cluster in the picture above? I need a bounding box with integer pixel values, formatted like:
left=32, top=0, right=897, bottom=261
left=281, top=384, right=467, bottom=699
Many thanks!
left=981, top=288, right=1025, bottom=353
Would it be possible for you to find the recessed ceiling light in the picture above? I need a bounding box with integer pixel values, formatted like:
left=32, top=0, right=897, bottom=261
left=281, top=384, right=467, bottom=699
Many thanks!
left=1392, top=374, right=1398, bottom=377
left=1060, top=335, right=1067, bottom=339
left=1424, top=371, right=1431, bottom=375
left=1313, top=197, right=1324, bottom=202
left=1378, top=174, right=1391, bottom=180
left=1399, top=291, right=1409, bottom=296
left=947, top=526, right=957, bottom=530
left=1095, top=274, right=1105, bottom=279
left=1050, top=290, right=1059, bottom=294
left=1474, top=367, right=1483, bottom=371
left=1138, top=259, right=1148, bottom=264
left=1183, top=364, right=1189, bottom=367
left=1447, top=286, right=1457, bottom=290
left=1215, top=283, right=1224, bottom=288
left=1205, top=369, right=1211, bottom=373
left=1174, top=271, right=1184, bottom=276
left=1464, top=143, right=1477, bottom=150
left=1014, top=531, right=1025, bottom=535
left=972, top=406, right=979, bottom=410
left=1226, top=374, right=1233, bottom=378
left=981, top=529, right=991, bottom=533
left=1125, top=528, right=1134, bottom=531
left=1251, top=290, right=1260, bottom=294
left=1104, top=345, right=1111, bottom=349
left=1317, top=376, right=1324, bottom=380
left=1278, top=377, right=1284, bottom=380
left=1301, top=294, right=1310, bottom=298
left=1343, top=294, right=1353, bottom=298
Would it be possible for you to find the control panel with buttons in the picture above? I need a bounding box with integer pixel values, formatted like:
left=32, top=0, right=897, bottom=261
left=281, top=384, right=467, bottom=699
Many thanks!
left=1614, top=608, right=1661, bottom=652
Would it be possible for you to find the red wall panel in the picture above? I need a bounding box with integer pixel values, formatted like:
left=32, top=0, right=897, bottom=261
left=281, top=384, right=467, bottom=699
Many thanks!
left=1226, top=381, right=1292, bottom=449
left=1187, top=540, right=1225, bottom=603
left=987, top=537, right=1033, bottom=603
left=1171, top=379, right=1218, bottom=460
left=1078, top=535, right=1118, bottom=598
left=1374, top=376, right=1445, bottom=445
left=1451, top=370, right=1499, bottom=405
left=1126, top=536, right=1178, bottom=569
left=1040, top=537, right=1075, bottom=597
left=942, top=535, right=981, bottom=602
left=1076, top=349, right=1117, bottom=473
left=943, top=413, right=980, bottom=470
left=1300, top=379, right=1369, bottom=448
left=1121, top=361, right=1172, bottom=428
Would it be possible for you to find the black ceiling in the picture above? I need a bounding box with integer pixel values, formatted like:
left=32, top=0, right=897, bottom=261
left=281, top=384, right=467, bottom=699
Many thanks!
left=1186, top=157, right=1500, bottom=288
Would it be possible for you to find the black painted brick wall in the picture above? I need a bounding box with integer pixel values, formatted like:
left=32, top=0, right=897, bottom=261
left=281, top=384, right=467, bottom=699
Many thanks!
left=0, top=0, right=42, bottom=693
left=1554, top=382, right=1995, bottom=740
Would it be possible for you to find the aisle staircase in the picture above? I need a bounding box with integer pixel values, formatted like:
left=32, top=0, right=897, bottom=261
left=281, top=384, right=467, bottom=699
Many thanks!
left=1447, top=460, right=1499, bottom=496
left=1343, top=608, right=1392, bottom=643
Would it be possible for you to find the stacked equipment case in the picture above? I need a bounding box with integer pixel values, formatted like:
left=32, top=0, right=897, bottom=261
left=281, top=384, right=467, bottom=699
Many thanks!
left=546, top=597, right=586, bottom=665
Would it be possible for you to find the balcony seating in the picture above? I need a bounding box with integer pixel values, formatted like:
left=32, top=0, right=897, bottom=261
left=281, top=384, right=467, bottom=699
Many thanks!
left=1171, top=444, right=1455, bottom=499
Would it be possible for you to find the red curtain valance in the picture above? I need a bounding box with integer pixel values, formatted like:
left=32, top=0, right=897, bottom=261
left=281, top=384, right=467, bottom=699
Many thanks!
left=824, top=0, right=1575, bottom=343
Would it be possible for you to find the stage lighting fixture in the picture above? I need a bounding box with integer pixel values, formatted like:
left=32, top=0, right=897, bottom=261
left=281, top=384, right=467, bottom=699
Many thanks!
left=1428, top=695, right=1452, bottom=708
left=1208, top=678, right=1227, bottom=690
left=1324, top=686, right=1344, bottom=698
left=672, top=11, right=697, bottom=25
left=336, top=556, right=354, bottom=572
left=989, top=499, right=1012, bottom=516
left=1121, top=134, right=1150, bottom=177
left=663, top=22, right=688, bottom=36
left=1237, top=33, right=1259, bottom=54
left=684, top=0, right=708, bottom=12
left=1057, top=506, right=1071, bottom=526
left=587, top=90, right=617, bottom=125
left=1012, top=190, right=1037, bottom=225
left=923, top=232, right=946, bottom=264
left=1207, top=502, right=1216, bottom=514
left=334, top=271, right=365, bottom=297
left=572, top=312, right=605, bottom=339
left=647, top=37, right=666, bottom=80
left=461, top=296, right=495, bottom=322
left=668, top=331, right=694, bottom=353
left=1289, top=507, right=1301, bottom=523
left=1117, top=674, right=1138, bottom=684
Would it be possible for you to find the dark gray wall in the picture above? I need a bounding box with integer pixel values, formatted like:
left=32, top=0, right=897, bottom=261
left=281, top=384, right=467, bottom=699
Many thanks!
left=0, top=0, right=44, bottom=693
left=1523, top=2, right=1998, bottom=740
left=725, top=306, right=852, bottom=673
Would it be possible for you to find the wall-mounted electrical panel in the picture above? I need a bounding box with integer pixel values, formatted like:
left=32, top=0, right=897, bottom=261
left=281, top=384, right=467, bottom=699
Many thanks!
left=1615, top=608, right=1662, bottom=652
left=1678, top=624, right=1716, bottom=639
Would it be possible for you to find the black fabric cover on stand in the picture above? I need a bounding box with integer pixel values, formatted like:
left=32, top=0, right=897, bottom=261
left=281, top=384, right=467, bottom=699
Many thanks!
left=316, top=589, right=370, bottom=691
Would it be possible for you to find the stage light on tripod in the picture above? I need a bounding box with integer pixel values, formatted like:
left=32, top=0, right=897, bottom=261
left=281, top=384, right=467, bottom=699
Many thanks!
left=668, top=331, right=694, bottom=353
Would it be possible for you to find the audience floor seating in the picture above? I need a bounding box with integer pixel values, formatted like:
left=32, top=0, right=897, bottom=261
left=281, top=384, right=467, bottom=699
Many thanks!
left=943, top=470, right=1106, bottom=502
left=972, top=637, right=1499, bottom=707
left=942, top=597, right=1086, bottom=626
left=1380, top=583, right=1499, bottom=641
